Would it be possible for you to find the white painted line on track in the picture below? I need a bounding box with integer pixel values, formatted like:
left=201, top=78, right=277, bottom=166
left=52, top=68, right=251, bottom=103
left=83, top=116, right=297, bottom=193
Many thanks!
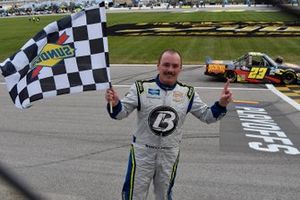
left=266, top=84, right=300, bottom=111
left=113, top=84, right=269, bottom=91
left=3, top=82, right=298, bottom=110
left=0, top=82, right=268, bottom=91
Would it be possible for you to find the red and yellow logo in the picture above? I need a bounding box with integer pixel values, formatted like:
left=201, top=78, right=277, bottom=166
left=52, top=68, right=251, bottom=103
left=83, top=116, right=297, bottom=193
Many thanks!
left=208, top=64, right=226, bottom=74
left=31, top=32, right=74, bottom=78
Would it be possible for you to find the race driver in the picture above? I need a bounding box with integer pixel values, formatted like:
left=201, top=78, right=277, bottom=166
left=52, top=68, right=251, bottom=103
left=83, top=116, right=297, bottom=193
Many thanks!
left=105, top=49, right=233, bottom=200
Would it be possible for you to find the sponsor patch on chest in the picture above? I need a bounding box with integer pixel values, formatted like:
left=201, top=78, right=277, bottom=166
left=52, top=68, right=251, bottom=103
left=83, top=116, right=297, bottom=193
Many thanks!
left=147, top=88, right=161, bottom=98
left=173, top=91, right=184, bottom=102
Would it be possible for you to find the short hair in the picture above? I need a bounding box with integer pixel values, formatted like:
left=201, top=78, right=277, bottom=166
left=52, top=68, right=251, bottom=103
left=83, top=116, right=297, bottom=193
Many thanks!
left=157, top=49, right=182, bottom=66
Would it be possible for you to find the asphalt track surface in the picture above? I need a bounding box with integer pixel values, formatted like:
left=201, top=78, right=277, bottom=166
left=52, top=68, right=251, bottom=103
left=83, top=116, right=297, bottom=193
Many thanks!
left=0, top=65, right=300, bottom=200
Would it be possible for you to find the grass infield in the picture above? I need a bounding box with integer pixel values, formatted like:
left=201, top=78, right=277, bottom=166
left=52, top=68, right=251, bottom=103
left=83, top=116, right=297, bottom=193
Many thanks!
left=0, top=11, right=299, bottom=64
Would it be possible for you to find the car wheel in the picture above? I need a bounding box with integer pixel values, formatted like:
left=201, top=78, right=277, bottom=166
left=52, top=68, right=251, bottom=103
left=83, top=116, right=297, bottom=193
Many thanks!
left=282, top=71, right=296, bottom=85
left=224, top=70, right=237, bottom=82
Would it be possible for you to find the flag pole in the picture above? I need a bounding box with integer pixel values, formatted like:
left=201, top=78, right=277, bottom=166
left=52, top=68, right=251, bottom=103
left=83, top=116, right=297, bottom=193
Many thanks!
left=109, top=82, right=113, bottom=114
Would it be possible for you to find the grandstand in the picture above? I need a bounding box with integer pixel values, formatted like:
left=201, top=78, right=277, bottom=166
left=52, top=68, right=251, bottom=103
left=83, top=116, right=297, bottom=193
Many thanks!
left=0, top=0, right=298, bottom=11
left=0, top=0, right=45, bottom=6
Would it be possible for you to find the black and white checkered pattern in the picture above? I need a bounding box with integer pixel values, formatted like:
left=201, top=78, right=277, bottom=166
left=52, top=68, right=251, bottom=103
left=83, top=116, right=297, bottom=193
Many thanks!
left=0, top=2, right=110, bottom=109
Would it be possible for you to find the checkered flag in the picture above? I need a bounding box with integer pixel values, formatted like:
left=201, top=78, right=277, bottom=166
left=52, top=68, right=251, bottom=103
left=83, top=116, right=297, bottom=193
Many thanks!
left=0, top=2, right=111, bottom=109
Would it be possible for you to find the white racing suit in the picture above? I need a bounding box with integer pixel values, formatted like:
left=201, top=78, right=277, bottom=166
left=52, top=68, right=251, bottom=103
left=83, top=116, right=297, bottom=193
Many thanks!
left=108, top=76, right=226, bottom=200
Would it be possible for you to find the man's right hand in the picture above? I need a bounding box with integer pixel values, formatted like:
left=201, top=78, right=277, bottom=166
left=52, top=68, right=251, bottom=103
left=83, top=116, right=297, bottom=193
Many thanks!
left=105, top=88, right=120, bottom=107
left=219, top=79, right=233, bottom=107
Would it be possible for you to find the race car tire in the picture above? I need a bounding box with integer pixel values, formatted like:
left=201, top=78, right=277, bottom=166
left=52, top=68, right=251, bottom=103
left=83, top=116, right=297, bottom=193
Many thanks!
left=224, top=70, right=237, bottom=82
left=282, top=71, right=296, bottom=85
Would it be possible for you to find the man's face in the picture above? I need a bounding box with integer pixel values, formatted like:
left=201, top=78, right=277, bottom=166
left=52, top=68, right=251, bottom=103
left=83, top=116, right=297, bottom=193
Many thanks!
left=157, top=52, right=182, bottom=86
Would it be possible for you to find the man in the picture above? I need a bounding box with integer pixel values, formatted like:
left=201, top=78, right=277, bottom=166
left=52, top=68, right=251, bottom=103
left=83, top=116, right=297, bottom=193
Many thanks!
left=105, top=49, right=232, bottom=200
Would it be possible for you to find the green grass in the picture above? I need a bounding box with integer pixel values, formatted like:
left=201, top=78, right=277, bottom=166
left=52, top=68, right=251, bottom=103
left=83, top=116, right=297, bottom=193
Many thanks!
left=109, top=36, right=300, bottom=64
left=0, top=15, right=63, bottom=62
left=107, top=11, right=298, bottom=25
left=0, top=11, right=299, bottom=64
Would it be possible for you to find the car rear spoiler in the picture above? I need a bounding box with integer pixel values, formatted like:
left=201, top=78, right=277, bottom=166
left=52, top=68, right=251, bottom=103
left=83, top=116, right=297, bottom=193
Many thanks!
left=205, top=56, right=212, bottom=64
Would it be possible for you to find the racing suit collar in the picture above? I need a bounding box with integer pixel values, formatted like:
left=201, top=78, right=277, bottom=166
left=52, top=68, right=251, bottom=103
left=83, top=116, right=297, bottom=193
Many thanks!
left=155, top=75, right=177, bottom=91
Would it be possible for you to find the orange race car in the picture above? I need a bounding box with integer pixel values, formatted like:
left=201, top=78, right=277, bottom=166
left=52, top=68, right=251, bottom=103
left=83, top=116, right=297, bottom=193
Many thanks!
left=204, top=52, right=300, bottom=85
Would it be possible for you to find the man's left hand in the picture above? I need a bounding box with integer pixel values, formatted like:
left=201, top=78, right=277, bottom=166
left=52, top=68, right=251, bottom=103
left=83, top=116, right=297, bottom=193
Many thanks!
left=219, top=79, right=233, bottom=107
